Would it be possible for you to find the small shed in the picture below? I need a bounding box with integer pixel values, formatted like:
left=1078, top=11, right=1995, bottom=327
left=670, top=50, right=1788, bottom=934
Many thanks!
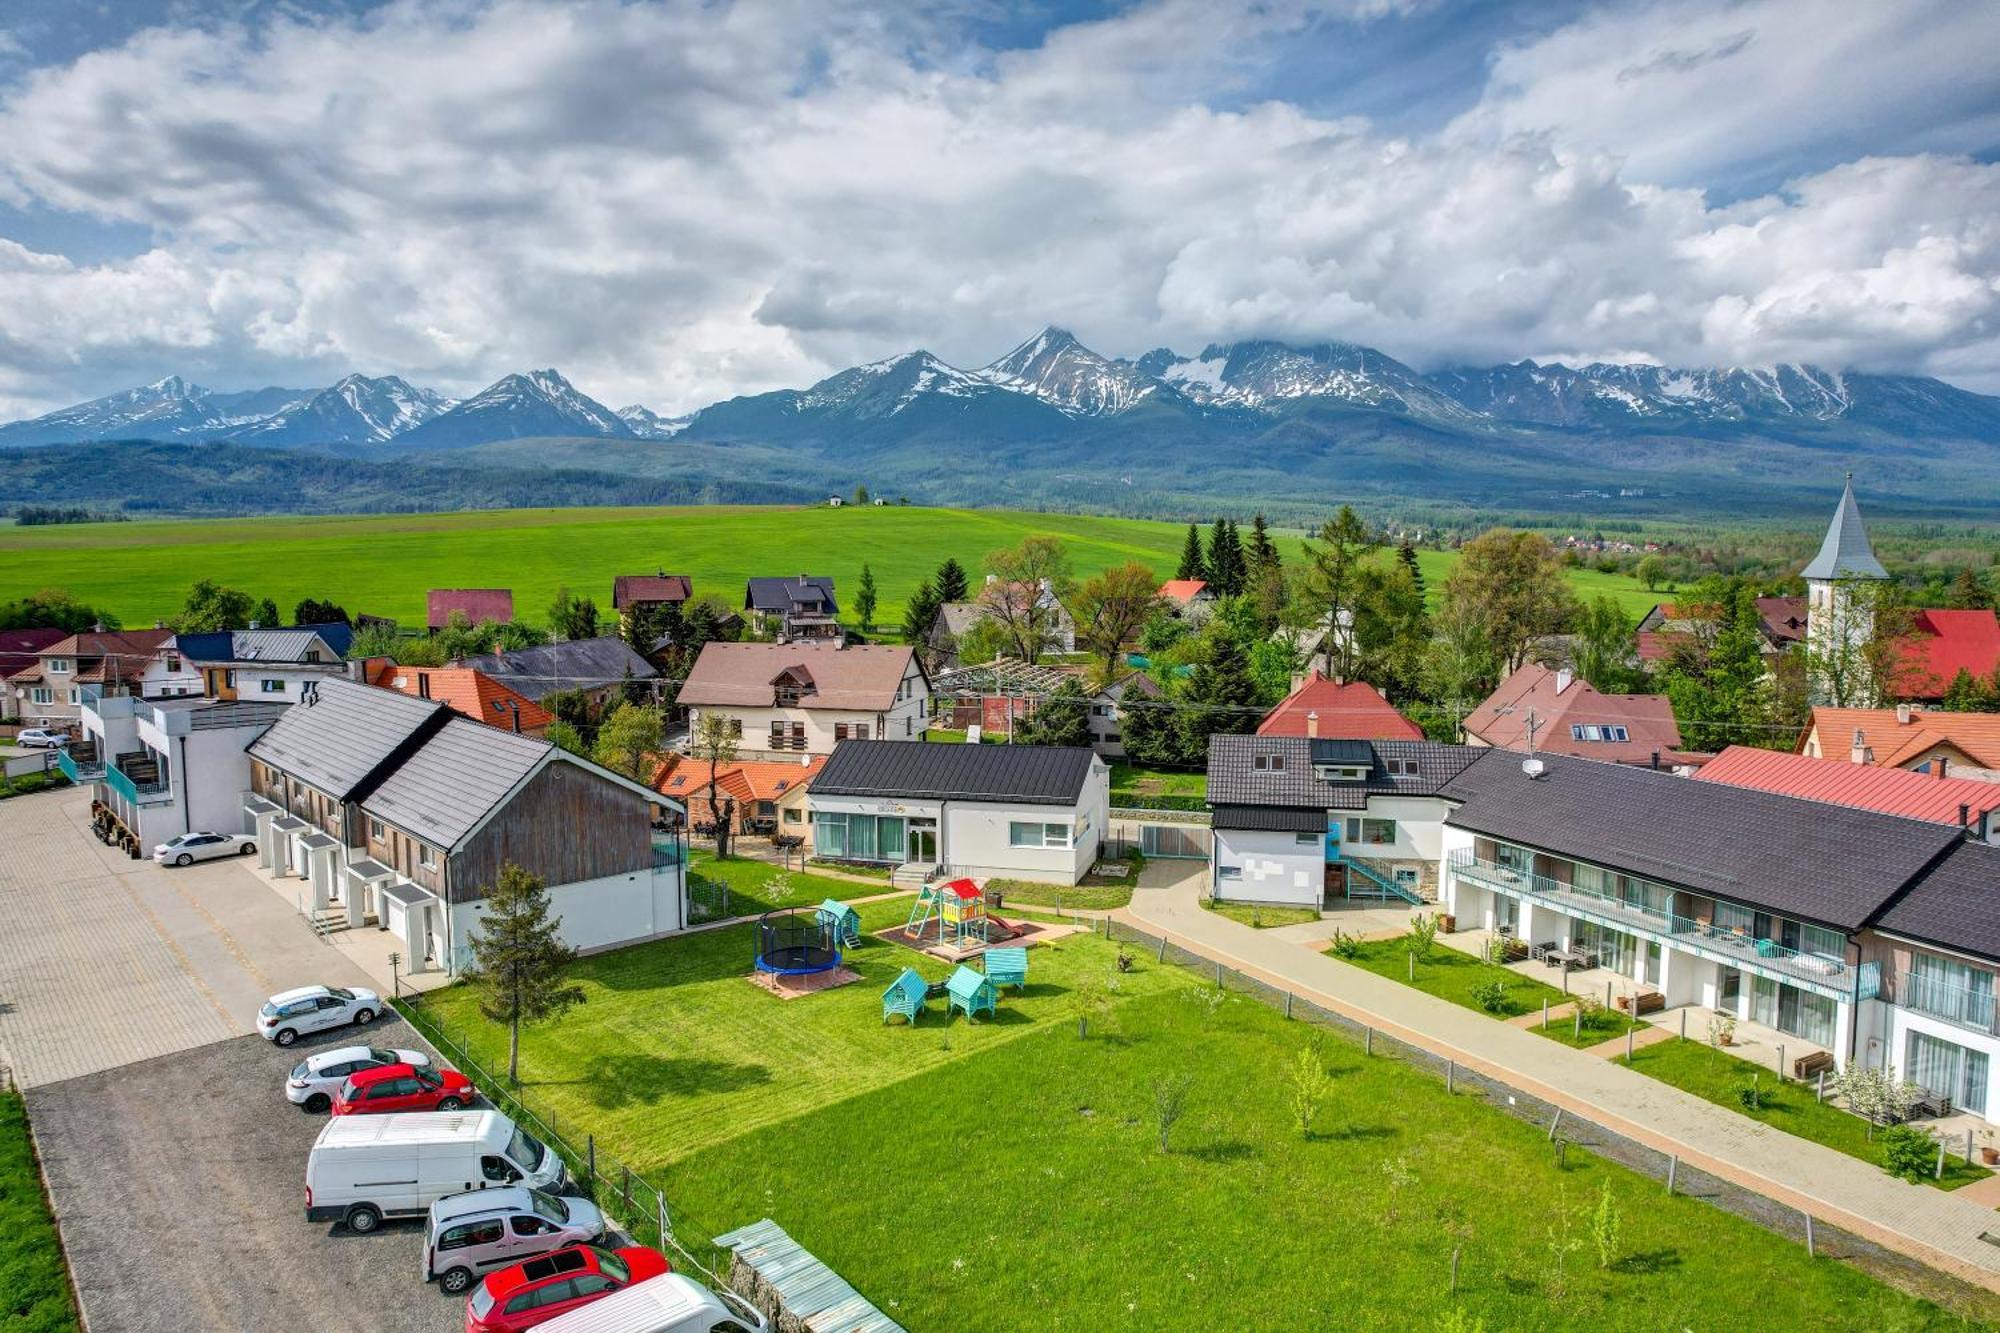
left=946, top=964, right=996, bottom=1020
left=816, top=898, right=861, bottom=948
left=882, top=967, right=927, bottom=1025
left=983, top=946, right=1028, bottom=992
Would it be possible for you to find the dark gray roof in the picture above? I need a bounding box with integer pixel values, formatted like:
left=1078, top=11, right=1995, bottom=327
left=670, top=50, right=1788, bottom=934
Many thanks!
left=1441, top=749, right=1961, bottom=931
left=1208, top=736, right=1483, bottom=812
left=247, top=677, right=448, bottom=801
left=459, top=637, right=656, bottom=702
left=1213, top=805, right=1326, bottom=833
left=746, top=575, right=837, bottom=615
left=1799, top=476, right=1888, bottom=581
left=364, top=717, right=552, bottom=851
left=186, top=699, right=291, bottom=732
left=1873, top=840, right=2000, bottom=961
left=813, top=739, right=1098, bottom=806
left=381, top=879, right=433, bottom=907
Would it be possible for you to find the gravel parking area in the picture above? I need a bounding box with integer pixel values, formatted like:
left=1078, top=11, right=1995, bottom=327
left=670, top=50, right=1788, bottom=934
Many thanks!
left=26, top=1017, right=463, bottom=1333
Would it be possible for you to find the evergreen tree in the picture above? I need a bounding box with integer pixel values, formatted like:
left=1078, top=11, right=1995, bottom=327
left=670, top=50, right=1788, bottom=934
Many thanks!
left=1176, top=523, right=1207, bottom=582
left=1248, top=514, right=1281, bottom=575
left=293, top=597, right=351, bottom=627
left=1117, top=678, right=1177, bottom=766
left=855, top=564, right=879, bottom=633
left=1175, top=622, right=1260, bottom=763
left=1206, top=518, right=1247, bottom=597
left=254, top=597, right=282, bottom=629
left=901, top=578, right=942, bottom=649
left=1396, top=536, right=1425, bottom=601
left=1946, top=566, right=1994, bottom=611
left=546, top=587, right=599, bottom=641
left=934, top=558, right=970, bottom=604
left=1661, top=584, right=1770, bottom=751
left=1300, top=507, right=1378, bottom=681
left=466, top=864, right=586, bottom=1085
left=1017, top=679, right=1092, bottom=747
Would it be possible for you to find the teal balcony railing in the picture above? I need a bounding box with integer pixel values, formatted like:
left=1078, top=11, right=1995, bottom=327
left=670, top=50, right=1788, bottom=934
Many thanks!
left=105, top=760, right=171, bottom=806
left=1447, top=850, right=1858, bottom=1000
left=56, top=742, right=103, bottom=783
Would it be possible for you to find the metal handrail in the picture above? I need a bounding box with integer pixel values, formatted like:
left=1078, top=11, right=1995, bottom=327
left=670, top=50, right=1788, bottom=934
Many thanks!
left=1891, top=969, right=2000, bottom=1036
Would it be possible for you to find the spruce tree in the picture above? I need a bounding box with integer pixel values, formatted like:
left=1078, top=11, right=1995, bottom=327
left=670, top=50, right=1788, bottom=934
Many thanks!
left=935, top=558, right=970, bottom=604
left=1176, top=523, right=1207, bottom=582
left=855, top=563, right=878, bottom=633
left=1397, top=535, right=1425, bottom=600
left=466, top=864, right=587, bottom=1085
left=901, top=578, right=941, bottom=647
left=1248, top=514, right=1280, bottom=575
left=1176, top=624, right=1260, bottom=763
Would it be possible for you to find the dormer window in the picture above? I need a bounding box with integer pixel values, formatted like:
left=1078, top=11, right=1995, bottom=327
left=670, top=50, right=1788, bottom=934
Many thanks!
left=1252, top=753, right=1286, bottom=772
left=1570, top=724, right=1629, bottom=743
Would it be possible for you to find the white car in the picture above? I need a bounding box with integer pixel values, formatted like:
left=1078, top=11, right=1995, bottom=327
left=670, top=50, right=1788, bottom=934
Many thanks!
left=153, top=831, right=258, bottom=866
left=286, top=1043, right=433, bottom=1113
left=257, top=984, right=382, bottom=1047
left=14, top=728, right=69, bottom=749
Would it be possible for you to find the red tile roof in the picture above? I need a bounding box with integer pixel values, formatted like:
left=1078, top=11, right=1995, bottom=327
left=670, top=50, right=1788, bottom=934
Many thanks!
left=1805, top=707, right=2000, bottom=772
left=0, top=627, right=66, bottom=678
left=1697, top=745, right=2000, bottom=827
left=1465, top=662, right=1691, bottom=764
left=650, top=753, right=824, bottom=822
left=1256, top=673, right=1424, bottom=741
left=426, top=588, right=514, bottom=630
left=366, top=662, right=552, bottom=733
left=1158, top=579, right=1209, bottom=606
left=10, top=628, right=174, bottom=686
left=612, top=575, right=693, bottom=610
left=1898, top=609, right=2000, bottom=698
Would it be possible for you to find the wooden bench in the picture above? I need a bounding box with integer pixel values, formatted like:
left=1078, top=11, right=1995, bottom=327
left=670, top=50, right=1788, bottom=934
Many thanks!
left=983, top=947, right=1029, bottom=992
left=882, top=967, right=928, bottom=1025
left=1793, top=1049, right=1836, bottom=1080
left=1615, top=990, right=1665, bottom=1015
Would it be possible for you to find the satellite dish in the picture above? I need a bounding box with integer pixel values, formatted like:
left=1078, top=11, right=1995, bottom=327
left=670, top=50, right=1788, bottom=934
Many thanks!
left=1521, top=757, right=1545, bottom=779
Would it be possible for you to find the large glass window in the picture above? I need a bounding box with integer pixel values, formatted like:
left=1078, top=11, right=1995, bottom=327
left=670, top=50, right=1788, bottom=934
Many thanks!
left=1009, top=821, right=1070, bottom=849
left=812, top=812, right=904, bottom=861
left=814, top=813, right=848, bottom=857
left=1909, top=952, right=1995, bottom=1028
left=1799, top=923, right=1844, bottom=960
left=1909, top=1031, right=1990, bottom=1112
left=1343, top=818, right=1396, bottom=845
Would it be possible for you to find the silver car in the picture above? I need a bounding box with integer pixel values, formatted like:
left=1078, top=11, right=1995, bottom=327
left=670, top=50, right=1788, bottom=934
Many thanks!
left=14, top=728, right=69, bottom=748
left=154, top=831, right=259, bottom=866
left=423, top=1187, right=607, bottom=1295
left=286, top=1044, right=433, bottom=1114
left=257, top=984, right=381, bottom=1046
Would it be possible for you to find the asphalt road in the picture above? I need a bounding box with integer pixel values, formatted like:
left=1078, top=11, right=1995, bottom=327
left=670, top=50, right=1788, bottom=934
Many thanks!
left=26, top=1017, right=464, bottom=1333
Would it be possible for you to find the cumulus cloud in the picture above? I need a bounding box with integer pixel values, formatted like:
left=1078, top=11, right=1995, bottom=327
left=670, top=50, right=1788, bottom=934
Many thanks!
left=0, top=0, right=1993, bottom=417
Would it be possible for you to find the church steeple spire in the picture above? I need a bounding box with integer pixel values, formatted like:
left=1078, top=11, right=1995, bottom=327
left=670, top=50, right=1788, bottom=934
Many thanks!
left=1800, top=472, right=1888, bottom=582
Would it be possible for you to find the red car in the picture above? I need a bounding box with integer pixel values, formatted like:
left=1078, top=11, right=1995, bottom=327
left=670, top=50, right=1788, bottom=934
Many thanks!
left=330, top=1061, right=474, bottom=1115
left=466, top=1244, right=671, bottom=1332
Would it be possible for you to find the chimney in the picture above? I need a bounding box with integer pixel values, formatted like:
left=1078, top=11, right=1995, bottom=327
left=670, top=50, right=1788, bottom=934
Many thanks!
left=1960, top=803, right=1971, bottom=836
left=1850, top=728, right=1870, bottom=765
left=509, top=701, right=521, bottom=733
left=91, top=620, right=105, bottom=633
left=1306, top=710, right=1319, bottom=739
left=248, top=620, right=260, bottom=631
left=1938, top=756, right=1949, bottom=780
left=153, top=620, right=165, bottom=630
left=1555, top=667, right=1574, bottom=694
left=1290, top=673, right=1305, bottom=695
left=1896, top=703, right=1913, bottom=726
left=1650, top=750, right=1660, bottom=770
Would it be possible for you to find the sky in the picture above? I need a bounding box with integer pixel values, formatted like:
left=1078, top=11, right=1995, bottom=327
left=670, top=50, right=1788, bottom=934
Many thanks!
left=0, top=0, right=1995, bottom=419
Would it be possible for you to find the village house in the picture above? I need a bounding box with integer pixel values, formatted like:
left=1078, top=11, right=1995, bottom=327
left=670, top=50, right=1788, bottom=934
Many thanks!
left=0, top=627, right=66, bottom=690
left=926, top=576, right=1076, bottom=666
left=364, top=662, right=553, bottom=736
left=744, top=575, right=841, bottom=640
left=1799, top=706, right=2000, bottom=782
left=1696, top=745, right=2000, bottom=843
left=808, top=739, right=1109, bottom=885
left=1157, top=578, right=1215, bottom=625
left=677, top=640, right=928, bottom=757
left=426, top=588, right=514, bottom=631
left=6, top=627, right=175, bottom=731
left=611, top=573, right=693, bottom=632
left=1257, top=672, right=1424, bottom=741
left=458, top=635, right=658, bottom=709
left=652, top=753, right=824, bottom=839
left=176, top=624, right=356, bottom=702
left=243, top=678, right=683, bottom=974
left=1464, top=662, right=1695, bottom=767
left=73, top=688, right=291, bottom=854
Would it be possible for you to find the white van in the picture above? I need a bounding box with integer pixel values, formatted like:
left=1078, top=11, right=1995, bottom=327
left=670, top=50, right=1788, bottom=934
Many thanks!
left=305, top=1108, right=565, bottom=1233
left=530, top=1274, right=766, bottom=1333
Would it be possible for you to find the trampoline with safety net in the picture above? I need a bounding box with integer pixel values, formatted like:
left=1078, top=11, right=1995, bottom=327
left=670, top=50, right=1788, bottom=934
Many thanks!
left=754, top=907, right=842, bottom=976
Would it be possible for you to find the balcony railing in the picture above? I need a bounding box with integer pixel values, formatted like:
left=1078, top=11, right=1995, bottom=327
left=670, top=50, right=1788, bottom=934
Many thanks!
left=1447, top=850, right=1859, bottom=999
left=56, top=743, right=103, bottom=783
left=104, top=760, right=172, bottom=806
left=1891, top=970, right=2000, bottom=1037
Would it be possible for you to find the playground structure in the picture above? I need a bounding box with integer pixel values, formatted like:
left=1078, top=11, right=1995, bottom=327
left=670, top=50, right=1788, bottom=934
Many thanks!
left=905, top=878, right=988, bottom=949
left=946, top=965, right=997, bottom=1020
left=816, top=898, right=861, bottom=949
left=754, top=908, right=841, bottom=979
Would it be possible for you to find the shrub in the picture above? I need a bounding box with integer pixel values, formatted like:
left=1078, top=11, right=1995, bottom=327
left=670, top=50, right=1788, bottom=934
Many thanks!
left=1574, top=994, right=1610, bottom=1032
left=1880, top=1123, right=1939, bottom=1183
left=1471, top=980, right=1511, bottom=1014
left=1591, top=1180, right=1622, bottom=1270
left=1288, top=1040, right=1333, bottom=1138
left=1152, top=1072, right=1193, bottom=1153
left=1407, top=913, right=1439, bottom=963
left=1738, top=1073, right=1767, bottom=1113
left=1328, top=927, right=1362, bottom=960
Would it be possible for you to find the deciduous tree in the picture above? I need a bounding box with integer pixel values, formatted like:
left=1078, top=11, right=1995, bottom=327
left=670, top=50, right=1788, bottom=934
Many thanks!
left=690, top=713, right=740, bottom=855
left=293, top=597, right=350, bottom=627
left=980, top=536, right=1074, bottom=664
left=546, top=587, right=599, bottom=641
left=176, top=579, right=257, bottom=632
left=1299, top=506, right=1378, bottom=682
left=591, top=701, right=662, bottom=781
left=1072, top=561, right=1160, bottom=680
left=1439, top=529, right=1580, bottom=672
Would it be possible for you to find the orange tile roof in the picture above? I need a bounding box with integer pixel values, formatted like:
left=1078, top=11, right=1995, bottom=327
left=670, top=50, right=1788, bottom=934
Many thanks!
left=651, top=754, right=824, bottom=820
left=1257, top=672, right=1423, bottom=740
left=366, top=663, right=552, bottom=733
left=1465, top=662, right=1688, bottom=763
left=1697, top=745, right=2000, bottom=827
left=1806, top=707, right=2000, bottom=772
left=1158, top=579, right=1209, bottom=605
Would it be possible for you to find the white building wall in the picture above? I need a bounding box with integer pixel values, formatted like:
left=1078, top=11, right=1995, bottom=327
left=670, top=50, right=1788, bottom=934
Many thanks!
left=448, top=864, right=686, bottom=963
left=1352, top=796, right=1451, bottom=864
left=1882, top=1006, right=2000, bottom=1121
left=1212, top=828, right=1323, bottom=907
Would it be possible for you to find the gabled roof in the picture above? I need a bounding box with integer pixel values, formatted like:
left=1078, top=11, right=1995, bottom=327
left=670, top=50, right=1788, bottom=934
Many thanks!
left=1464, top=662, right=1688, bottom=764
left=13, top=628, right=174, bottom=686
left=652, top=754, right=825, bottom=806
left=1159, top=579, right=1209, bottom=605
left=1207, top=735, right=1483, bottom=812
left=612, top=575, right=693, bottom=610
left=678, top=641, right=916, bottom=711
left=1756, top=596, right=1808, bottom=644
left=745, top=576, right=837, bottom=615
left=1257, top=673, right=1423, bottom=741
left=813, top=739, right=1098, bottom=806
left=365, top=663, right=553, bottom=733
left=247, top=676, right=450, bottom=801
left=427, top=588, right=514, bottom=630
left=0, top=627, right=65, bottom=677
left=178, top=625, right=350, bottom=665
left=459, top=637, right=656, bottom=702
left=1898, top=609, right=2000, bottom=698
left=361, top=717, right=551, bottom=851
left=1874, top=840, right=2000, bottom=961
left=1800, top=475, right=1889, bottom=581
left=1440, top=749, right=1961, bottom=931
left=1807, top=706, right=2000, bottom=771
left=1696, top=745, right=2000, bottom=828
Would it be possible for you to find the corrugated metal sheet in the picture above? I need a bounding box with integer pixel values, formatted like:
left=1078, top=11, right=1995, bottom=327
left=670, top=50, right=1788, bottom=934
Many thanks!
left=1697, top=745, right=2000, bottom=826
left=715, top=1218, right=905, bottom=1333
left=813, top=738, right=1094, bottom=806
left=364, top=717, right=549, bottom=850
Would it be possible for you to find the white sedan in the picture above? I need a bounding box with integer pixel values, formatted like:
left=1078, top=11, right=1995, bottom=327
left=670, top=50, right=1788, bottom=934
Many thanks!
left=285, top=1043, right=434, bottom=1113
left=257, top=984, right=382, bottom=1046
left=14, top=728, right=69, bottom=748
left=153, top=831, right=259, bottom=866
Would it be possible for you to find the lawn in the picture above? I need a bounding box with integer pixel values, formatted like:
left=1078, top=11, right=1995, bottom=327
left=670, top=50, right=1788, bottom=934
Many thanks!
left=661, top=982, right=1977, bottom=1330
left=0, top=503, right=1658, bottom=630
left=1203, top=899, right=1322, bottom=929
left=983, top=880, right=1135, bottom=911
left=1108, top=762, right=1207, bottom=799
left=413, top=898, right=1190, bottom=1175
left=1333, top=936, right=1642, bottom=1050
left=0, top=1090, right=80, bottom=1333
left=684, top=853, right=889, bottom=922
left=1617, top=1038, right=1993, bottom=1192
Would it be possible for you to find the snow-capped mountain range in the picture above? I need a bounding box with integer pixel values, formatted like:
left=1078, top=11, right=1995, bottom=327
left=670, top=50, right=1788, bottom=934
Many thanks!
left=3, top=327, right=1996, bottom=452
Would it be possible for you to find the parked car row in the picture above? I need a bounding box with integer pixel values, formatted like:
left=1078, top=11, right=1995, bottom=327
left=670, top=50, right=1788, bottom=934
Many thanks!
left=266, top=983, right=763, bottom=1332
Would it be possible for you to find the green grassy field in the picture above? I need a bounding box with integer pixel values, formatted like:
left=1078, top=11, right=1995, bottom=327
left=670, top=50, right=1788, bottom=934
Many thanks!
left=0, top=504, right=1661, bottom=629
left=0, top=1090, right=80, bottom=1333
left=1333, top=936, right=1643, bottom=1050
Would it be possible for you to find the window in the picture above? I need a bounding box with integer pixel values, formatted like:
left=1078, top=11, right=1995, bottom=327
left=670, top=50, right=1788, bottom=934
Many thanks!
left=1252, top=753, right=1286, bottom=771
left=510, top=1215, right=554, bottom=1236
left=305, top=649, right=323, bottom=663
left=165, top=655, right=180, bottom=672
left=1009, top=821, right=1070, bottom=849
left=570, top=1274, right=616, bottom=1298
left=834, top=723, right=849, bottom=741
left=30, top=688, right=52, bottom=705
left=369, top=819, right=385, bottom=840
left=261, top=679, right=285, bottom=694
left=439, top=1220, right=504, bottom=1250
left=784, top=807, right=802, bottom=824
left=47, top=658, right=69, bottom=674
left=1344, top=818, right=1396, bottom=845
left=1219, top=865, right=1242, bottom=881
left=1385, top=756, right=1418, bottom=776
left=727, top=717, right=742, bottom=738
left=1294, top=832, right=1320, bottom=846
left=67, top=689, right=79, bottom=704
left=481, top=1155, right=516, bottom=1183
left=418, top=844, right=437, bottom=868
left=854, top=724, right=869, bottom=740
left=1569, top=724, right=1630, bottom=743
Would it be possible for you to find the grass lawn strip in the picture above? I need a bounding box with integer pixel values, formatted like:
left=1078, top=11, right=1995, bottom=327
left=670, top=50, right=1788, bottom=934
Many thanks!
left=1618, top=1038, right=1992, bottom=1191
left=662, top=983, right=1976, bottom=1330
left=685, top=854, right=881, bottom=920
left=1333, top=935, right=1643, bottom=1050
left=0, top=1089, right=81, bottom=1333
left=1202, top=899, right=1322, bottom=929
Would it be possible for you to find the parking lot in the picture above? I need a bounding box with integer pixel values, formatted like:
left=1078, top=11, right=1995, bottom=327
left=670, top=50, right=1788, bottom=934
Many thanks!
left=27, top=1018, right=464, bottom=1332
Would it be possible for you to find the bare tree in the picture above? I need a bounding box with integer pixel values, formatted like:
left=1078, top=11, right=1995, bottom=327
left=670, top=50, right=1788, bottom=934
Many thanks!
left=690, top=713, right=739, bottom=856
left=1151, top=1072, right=1193, bottom=1153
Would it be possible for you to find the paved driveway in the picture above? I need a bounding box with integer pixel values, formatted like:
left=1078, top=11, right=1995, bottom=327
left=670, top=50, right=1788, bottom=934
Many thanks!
left=0, top=786, right=379, bottom=1087
left=28, top=1019, right=461, bottom=1333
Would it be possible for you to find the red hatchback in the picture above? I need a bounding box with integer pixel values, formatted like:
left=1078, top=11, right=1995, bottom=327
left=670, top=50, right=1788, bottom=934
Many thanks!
left=467, top=1244, right=671, bottom=1332
left=330, top=1061, right=474, bottom=1115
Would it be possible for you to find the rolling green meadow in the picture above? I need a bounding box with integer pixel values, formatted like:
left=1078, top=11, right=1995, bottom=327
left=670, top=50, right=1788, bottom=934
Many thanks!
left=0, top=503, right=1660, bottom=630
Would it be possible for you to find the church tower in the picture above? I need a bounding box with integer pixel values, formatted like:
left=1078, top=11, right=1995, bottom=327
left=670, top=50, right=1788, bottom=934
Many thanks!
left=1801, top=474, right=1888, bottom=704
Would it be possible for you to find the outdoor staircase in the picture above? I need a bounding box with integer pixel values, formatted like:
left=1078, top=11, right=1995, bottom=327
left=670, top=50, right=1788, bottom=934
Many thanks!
left=306, top=907, right=351, bottom=939
left=1343, top=857, right=1425, bottom=907
left=891, top=862, right=939, bottom=890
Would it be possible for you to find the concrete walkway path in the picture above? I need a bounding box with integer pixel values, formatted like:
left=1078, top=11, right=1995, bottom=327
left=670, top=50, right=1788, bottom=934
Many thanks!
left=1117, top=863, right=2000, bottom=1293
